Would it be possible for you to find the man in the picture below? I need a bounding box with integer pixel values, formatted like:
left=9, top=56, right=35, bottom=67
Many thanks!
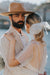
left=0, top=2, right=46, bottom=75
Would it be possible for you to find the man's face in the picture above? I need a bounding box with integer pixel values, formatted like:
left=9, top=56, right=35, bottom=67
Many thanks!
left=9, top=13, right=25, bottom=29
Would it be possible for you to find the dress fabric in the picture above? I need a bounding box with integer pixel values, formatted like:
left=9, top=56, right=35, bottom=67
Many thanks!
left=16, top=40, right=47, bottom=74
left=25, top=41, right=47, bottom=74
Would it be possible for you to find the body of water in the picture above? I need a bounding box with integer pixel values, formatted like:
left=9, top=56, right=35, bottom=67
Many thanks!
left=0, top=29, right=50, bottom=75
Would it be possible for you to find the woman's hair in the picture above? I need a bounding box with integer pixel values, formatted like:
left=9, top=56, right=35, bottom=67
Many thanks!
left=26, top=13, right=44, bottom=42
left=26, top=13, right=41, bottom=26
left=35, top=29, right=44, bottom=42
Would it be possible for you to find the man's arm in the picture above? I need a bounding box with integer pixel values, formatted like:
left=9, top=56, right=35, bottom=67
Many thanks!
left=0, top=35, right=9, bottom=65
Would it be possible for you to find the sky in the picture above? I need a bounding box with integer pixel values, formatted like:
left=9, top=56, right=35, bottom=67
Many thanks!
left=20, top=0, right=46, bottom=5
left=0, top=0, right=47, bottom=5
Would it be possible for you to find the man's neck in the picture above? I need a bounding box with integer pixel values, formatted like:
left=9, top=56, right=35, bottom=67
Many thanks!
left=12, top=25, right=21, bottom=34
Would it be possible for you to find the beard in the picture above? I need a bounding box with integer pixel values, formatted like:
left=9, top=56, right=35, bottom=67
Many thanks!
left=12, top=19, right=24, bottom=29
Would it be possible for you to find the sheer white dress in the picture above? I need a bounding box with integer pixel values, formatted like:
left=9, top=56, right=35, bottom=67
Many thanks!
left=15, top=40, right=47, bottom=75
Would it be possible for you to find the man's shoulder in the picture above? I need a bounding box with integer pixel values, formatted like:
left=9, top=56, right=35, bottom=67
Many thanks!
left=0, top=29, right=10, bottom=41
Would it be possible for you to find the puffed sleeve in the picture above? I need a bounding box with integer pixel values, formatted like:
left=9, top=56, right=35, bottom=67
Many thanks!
left=15, top=42, right=34, bottom=64
left=0, top=35, right=10, bottom=66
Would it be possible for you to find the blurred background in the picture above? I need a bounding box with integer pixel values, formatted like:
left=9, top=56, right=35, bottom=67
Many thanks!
left=0, top=0, right=50, bottom=75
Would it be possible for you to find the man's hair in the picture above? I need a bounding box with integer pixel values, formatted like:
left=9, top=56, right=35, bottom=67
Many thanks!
left=26, top=13, right=41, bottom=26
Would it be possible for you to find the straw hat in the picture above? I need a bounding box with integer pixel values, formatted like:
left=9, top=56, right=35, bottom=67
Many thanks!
left=0, top=2, right=33, bottom=16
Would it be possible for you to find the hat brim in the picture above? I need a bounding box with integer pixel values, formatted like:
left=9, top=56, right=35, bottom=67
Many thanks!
left=0, top=11, right=33, bottom=16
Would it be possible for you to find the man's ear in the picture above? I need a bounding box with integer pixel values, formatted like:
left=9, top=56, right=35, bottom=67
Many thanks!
left=9, top=16, right=12, bottom=21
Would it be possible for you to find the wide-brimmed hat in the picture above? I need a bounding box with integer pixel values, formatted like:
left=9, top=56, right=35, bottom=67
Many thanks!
left=0, top=2, right=33, bottom=16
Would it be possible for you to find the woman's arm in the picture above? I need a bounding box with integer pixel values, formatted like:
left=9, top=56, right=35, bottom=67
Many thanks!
left=4, top=34, right=20, bottom=67
left=4, top=34, right=34, bottom=67
left=16, top=42, right=34, bottom=64
left=8, top=40, right=20, bottom=67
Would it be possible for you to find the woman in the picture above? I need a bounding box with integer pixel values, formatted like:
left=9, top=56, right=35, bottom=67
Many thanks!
left=25, top=13, right=48, bottom=74
left=4, top=13, right=47, bottom=75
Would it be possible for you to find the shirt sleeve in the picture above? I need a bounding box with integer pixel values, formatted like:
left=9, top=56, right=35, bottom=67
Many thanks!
left=0, top=35, right=10, bottom=66
left=15, top=42, right=33, bottom=64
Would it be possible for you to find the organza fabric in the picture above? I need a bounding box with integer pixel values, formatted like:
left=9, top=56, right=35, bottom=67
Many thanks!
left=16, top=40, right=47, bottom=74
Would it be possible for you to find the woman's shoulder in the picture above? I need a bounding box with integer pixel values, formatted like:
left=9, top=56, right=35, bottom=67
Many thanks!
left=29, top=40, right=38, bottom=47
left=31, top=40, right=38, bottom=44
left=30, top=40, right=46, bottom=47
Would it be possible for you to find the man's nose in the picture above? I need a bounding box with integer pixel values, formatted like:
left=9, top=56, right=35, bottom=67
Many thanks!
left=19, top=14, right=23, bottom=20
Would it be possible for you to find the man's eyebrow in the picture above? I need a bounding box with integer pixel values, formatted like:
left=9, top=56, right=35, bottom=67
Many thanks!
left=13, top=14, right=19, bottom=15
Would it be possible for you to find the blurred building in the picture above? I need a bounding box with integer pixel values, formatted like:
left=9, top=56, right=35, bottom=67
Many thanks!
left=0, top=1, right=10, bottom=29
left=35, top=3, right=50, bottom=25
left=46, top=0, right=50, bottom=3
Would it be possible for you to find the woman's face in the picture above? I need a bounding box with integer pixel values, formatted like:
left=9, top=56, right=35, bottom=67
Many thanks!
left=25, top=23, right=30, bottom=33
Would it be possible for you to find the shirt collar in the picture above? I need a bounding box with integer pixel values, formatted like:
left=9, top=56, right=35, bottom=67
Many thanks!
left=9, top=25, right=24, bottom=36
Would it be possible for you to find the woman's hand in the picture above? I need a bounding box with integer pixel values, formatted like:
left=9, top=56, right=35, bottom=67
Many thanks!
left=4, top=33, right=15, bottom=42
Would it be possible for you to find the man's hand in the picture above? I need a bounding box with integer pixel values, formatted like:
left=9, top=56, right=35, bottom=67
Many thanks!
left=39, top=72, right=47, bottom=75
left=44, top=72, right=47, bottom=75
left=39, top=74, right=44, bottom=75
